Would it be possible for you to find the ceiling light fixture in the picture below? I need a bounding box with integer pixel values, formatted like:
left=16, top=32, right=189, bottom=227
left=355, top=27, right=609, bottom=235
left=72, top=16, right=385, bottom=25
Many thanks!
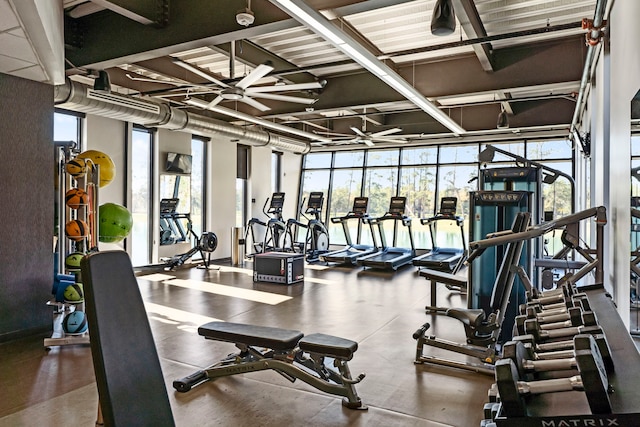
left=93, top=70, right=111, bottom=93
left=269, top=0, right=465, bottom=135
left=185, top=97, right=332, bottom=143
left=236, top=0, right=255, bottom=27
left=431, top=0, right=456, bottom=36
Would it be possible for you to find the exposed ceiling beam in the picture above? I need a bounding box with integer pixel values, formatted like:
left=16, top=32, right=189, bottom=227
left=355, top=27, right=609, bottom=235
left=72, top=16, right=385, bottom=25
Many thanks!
left=269, top=0, right=465, bottom=134
left=89, top=0, right=168, bottom=26
left=451, top=0, right=493, bottom=72
left=64, top=0, right=406, bottom=71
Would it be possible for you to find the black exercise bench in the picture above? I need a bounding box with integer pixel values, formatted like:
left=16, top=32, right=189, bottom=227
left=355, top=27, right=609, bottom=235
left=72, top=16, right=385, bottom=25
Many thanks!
left=173, top=321, right=367, bottom=410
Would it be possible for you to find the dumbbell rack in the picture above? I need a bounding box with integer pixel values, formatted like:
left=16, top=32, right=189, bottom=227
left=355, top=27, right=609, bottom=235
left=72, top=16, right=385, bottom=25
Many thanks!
left=484, top=284, right=640, bottom=426
left=44, top=142, right=99, bottom=350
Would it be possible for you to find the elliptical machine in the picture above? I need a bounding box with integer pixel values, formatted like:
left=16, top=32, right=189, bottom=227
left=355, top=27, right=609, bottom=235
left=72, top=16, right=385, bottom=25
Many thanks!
left=244, top=192, right=287, bottom=257
left=285, top=192, right=330, bottom=262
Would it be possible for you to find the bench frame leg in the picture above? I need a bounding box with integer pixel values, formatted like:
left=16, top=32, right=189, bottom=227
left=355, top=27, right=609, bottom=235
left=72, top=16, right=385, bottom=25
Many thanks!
left=174, top=344, right=367, bottom=410
left=414, top=331, right=496, bottom=376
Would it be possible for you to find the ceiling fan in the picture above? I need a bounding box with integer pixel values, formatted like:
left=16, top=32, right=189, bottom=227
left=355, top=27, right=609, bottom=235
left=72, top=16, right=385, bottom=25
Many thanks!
left=172, top=57, right=325, bottom=112
left=317, top=115, right=407, bottom=146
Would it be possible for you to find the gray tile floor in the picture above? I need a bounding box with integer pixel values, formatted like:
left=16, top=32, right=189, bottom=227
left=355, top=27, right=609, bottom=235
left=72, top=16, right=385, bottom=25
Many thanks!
left=0, top=260, right=493, bottom=427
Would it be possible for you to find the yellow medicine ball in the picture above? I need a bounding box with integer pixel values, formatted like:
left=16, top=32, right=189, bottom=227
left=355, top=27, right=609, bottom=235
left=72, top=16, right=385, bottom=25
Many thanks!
left=77, top=150, right=116, bottom=188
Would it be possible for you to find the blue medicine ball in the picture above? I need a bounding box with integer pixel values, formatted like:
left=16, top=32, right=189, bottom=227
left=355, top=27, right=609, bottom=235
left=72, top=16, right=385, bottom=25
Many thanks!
left=62, top=311, right=88, bottom=335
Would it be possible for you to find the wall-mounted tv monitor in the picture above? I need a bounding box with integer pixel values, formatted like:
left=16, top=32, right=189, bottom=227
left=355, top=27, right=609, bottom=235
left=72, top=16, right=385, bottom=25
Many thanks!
left=166, top=152, right=192, bottom=174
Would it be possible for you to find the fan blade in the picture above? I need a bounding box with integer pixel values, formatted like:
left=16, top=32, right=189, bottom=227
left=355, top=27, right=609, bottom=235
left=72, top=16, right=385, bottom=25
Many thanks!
left=206, top=96, right=224, bottom=109
left=240, top=96, right=271, bottom=112
left=247, top=81, right=325, bottom=93
left=236, top=63, right=274, bottom=90
left=314, top=131, right=353, bottom=137
left=250, top=92, right=317, bottom=105
left=171, top=58, right=229, bottom=88
left=370, top=127, right=402, bottom=137
left=373, top=138, right=408, bottom=143
left=350, top=127, right=367, bottom=137
left=362, top=139, right=375, bottom=147
left=126, top=74, right=183, bottom=86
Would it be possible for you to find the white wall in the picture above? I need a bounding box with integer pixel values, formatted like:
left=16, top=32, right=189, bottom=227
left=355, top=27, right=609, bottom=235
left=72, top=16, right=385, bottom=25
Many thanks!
left=250, top=145, right=274, bottom=220
left=208, top=138, right=237, bottom=258
left=83, top=114, right=126, bottom=252
left=590, top=0, right=640, bottom=326
left=281, top=151, right=303, bottom=219
left=81, top=112, right=302, bottom=263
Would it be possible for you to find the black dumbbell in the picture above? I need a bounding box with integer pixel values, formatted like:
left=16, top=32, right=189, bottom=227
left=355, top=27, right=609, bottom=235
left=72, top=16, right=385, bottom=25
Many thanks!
left=510, top=332, right=614, bottom=374
left=503, top=334, right=614, bottom=381
left=515, top=310, right=598, bottom=336
left=525, top=291, right=589, bottom=311
left=496, top=334, right=612, bottom=417
left=521, top=314, right=601, bottom=342
left=526, top=282, right=577, bottom=301
left=519, top=294, right=590, bottom=319
left=526, top=285, right=579, bottom=305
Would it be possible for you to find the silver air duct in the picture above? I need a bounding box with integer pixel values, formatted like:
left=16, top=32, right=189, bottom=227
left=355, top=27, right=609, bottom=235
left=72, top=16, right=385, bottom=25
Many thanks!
left=54, top=78, right=311, bottom=154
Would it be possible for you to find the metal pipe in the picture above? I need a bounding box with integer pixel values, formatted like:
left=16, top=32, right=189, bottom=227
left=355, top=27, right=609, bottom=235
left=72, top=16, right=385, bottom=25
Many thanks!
left=570, top=0, right=608, bottom=136
left=54, top=79, right=311, bottom=154
left=469, top=206, right=606, bottom=251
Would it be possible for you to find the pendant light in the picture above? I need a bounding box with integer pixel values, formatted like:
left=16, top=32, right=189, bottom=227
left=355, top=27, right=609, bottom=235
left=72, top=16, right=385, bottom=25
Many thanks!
left=431, top=0, right=456, bottom=36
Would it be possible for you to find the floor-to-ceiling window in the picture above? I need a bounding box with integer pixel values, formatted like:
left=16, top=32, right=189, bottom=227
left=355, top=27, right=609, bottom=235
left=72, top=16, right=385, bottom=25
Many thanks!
left=299, top=138, right=575, bottom=252
left=400, top=146, right=437, bottom=250
left=327, top=151, right=364, bottom=244
left=54, top=110, right=83, bottom=149
left=130, top=126, right=153, bottom=266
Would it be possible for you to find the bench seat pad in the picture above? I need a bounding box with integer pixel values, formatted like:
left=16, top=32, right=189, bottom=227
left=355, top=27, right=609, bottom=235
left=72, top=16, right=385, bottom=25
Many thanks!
left=299, top=333, right=358, bottom=360
left=199, top=321, right=303, bottom=350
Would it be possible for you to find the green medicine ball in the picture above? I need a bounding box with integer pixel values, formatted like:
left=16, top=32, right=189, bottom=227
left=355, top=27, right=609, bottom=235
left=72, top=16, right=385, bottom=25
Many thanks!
left=63, top=283, right=84, bottom=303
left=99, top=202, right=133, bottom=243
left=65, top=252, right=85, bottom=270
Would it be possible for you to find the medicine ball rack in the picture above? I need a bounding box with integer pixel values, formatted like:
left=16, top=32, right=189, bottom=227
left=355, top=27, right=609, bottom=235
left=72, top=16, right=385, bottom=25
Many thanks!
left=44, top=141, right=100, bottom=350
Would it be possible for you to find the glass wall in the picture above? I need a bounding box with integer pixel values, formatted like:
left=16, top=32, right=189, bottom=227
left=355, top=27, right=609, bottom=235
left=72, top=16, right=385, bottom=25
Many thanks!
left=300, top=138, right=575, bottom=251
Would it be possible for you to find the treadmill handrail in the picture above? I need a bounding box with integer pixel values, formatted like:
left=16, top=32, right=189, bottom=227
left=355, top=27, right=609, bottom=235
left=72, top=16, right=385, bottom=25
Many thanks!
left=330, top=212, right=370, bottom=223
left=365, top=212, right=410, bottom=224
left=420, top=214, right=464, bottom=226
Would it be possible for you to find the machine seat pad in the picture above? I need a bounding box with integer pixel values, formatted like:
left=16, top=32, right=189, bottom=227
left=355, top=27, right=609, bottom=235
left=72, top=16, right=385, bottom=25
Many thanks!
left=299, top=333, right=358, bottom=360
left=446, top=308, right=486, bottom=327
left=198, top=321, right=304, bottom=350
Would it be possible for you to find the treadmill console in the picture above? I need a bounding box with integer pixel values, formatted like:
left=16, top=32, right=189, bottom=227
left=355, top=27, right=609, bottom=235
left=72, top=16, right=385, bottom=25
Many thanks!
left=352, top=197, right=369, bottom=215
left=388, top=197, right=407, bottom=216
left=439, top=197, right=458, bottom=217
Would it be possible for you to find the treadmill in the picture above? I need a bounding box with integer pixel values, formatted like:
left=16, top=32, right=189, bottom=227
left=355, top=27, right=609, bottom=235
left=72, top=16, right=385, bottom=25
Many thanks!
left=412, top=197, right=467, bottom=273
left=320, top=197, right=378, bottom=265
left=357, top=196, right=415, bottom=270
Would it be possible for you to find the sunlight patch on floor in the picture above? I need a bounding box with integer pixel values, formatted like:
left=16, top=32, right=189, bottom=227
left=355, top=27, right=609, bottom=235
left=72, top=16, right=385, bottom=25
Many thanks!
left=137, top=273, right=176, bottom=282
left=164, top=279, right=292, bottom=305
left=144, top=301, right=221, bottom=328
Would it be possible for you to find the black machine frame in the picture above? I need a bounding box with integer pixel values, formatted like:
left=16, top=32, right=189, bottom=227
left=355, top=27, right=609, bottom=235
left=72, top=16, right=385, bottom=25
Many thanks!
left=321, top=197, right=378, bottom=266
left=413, top=196, right=467, bottom=273
left=357, top=196, right=415, bottom=271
